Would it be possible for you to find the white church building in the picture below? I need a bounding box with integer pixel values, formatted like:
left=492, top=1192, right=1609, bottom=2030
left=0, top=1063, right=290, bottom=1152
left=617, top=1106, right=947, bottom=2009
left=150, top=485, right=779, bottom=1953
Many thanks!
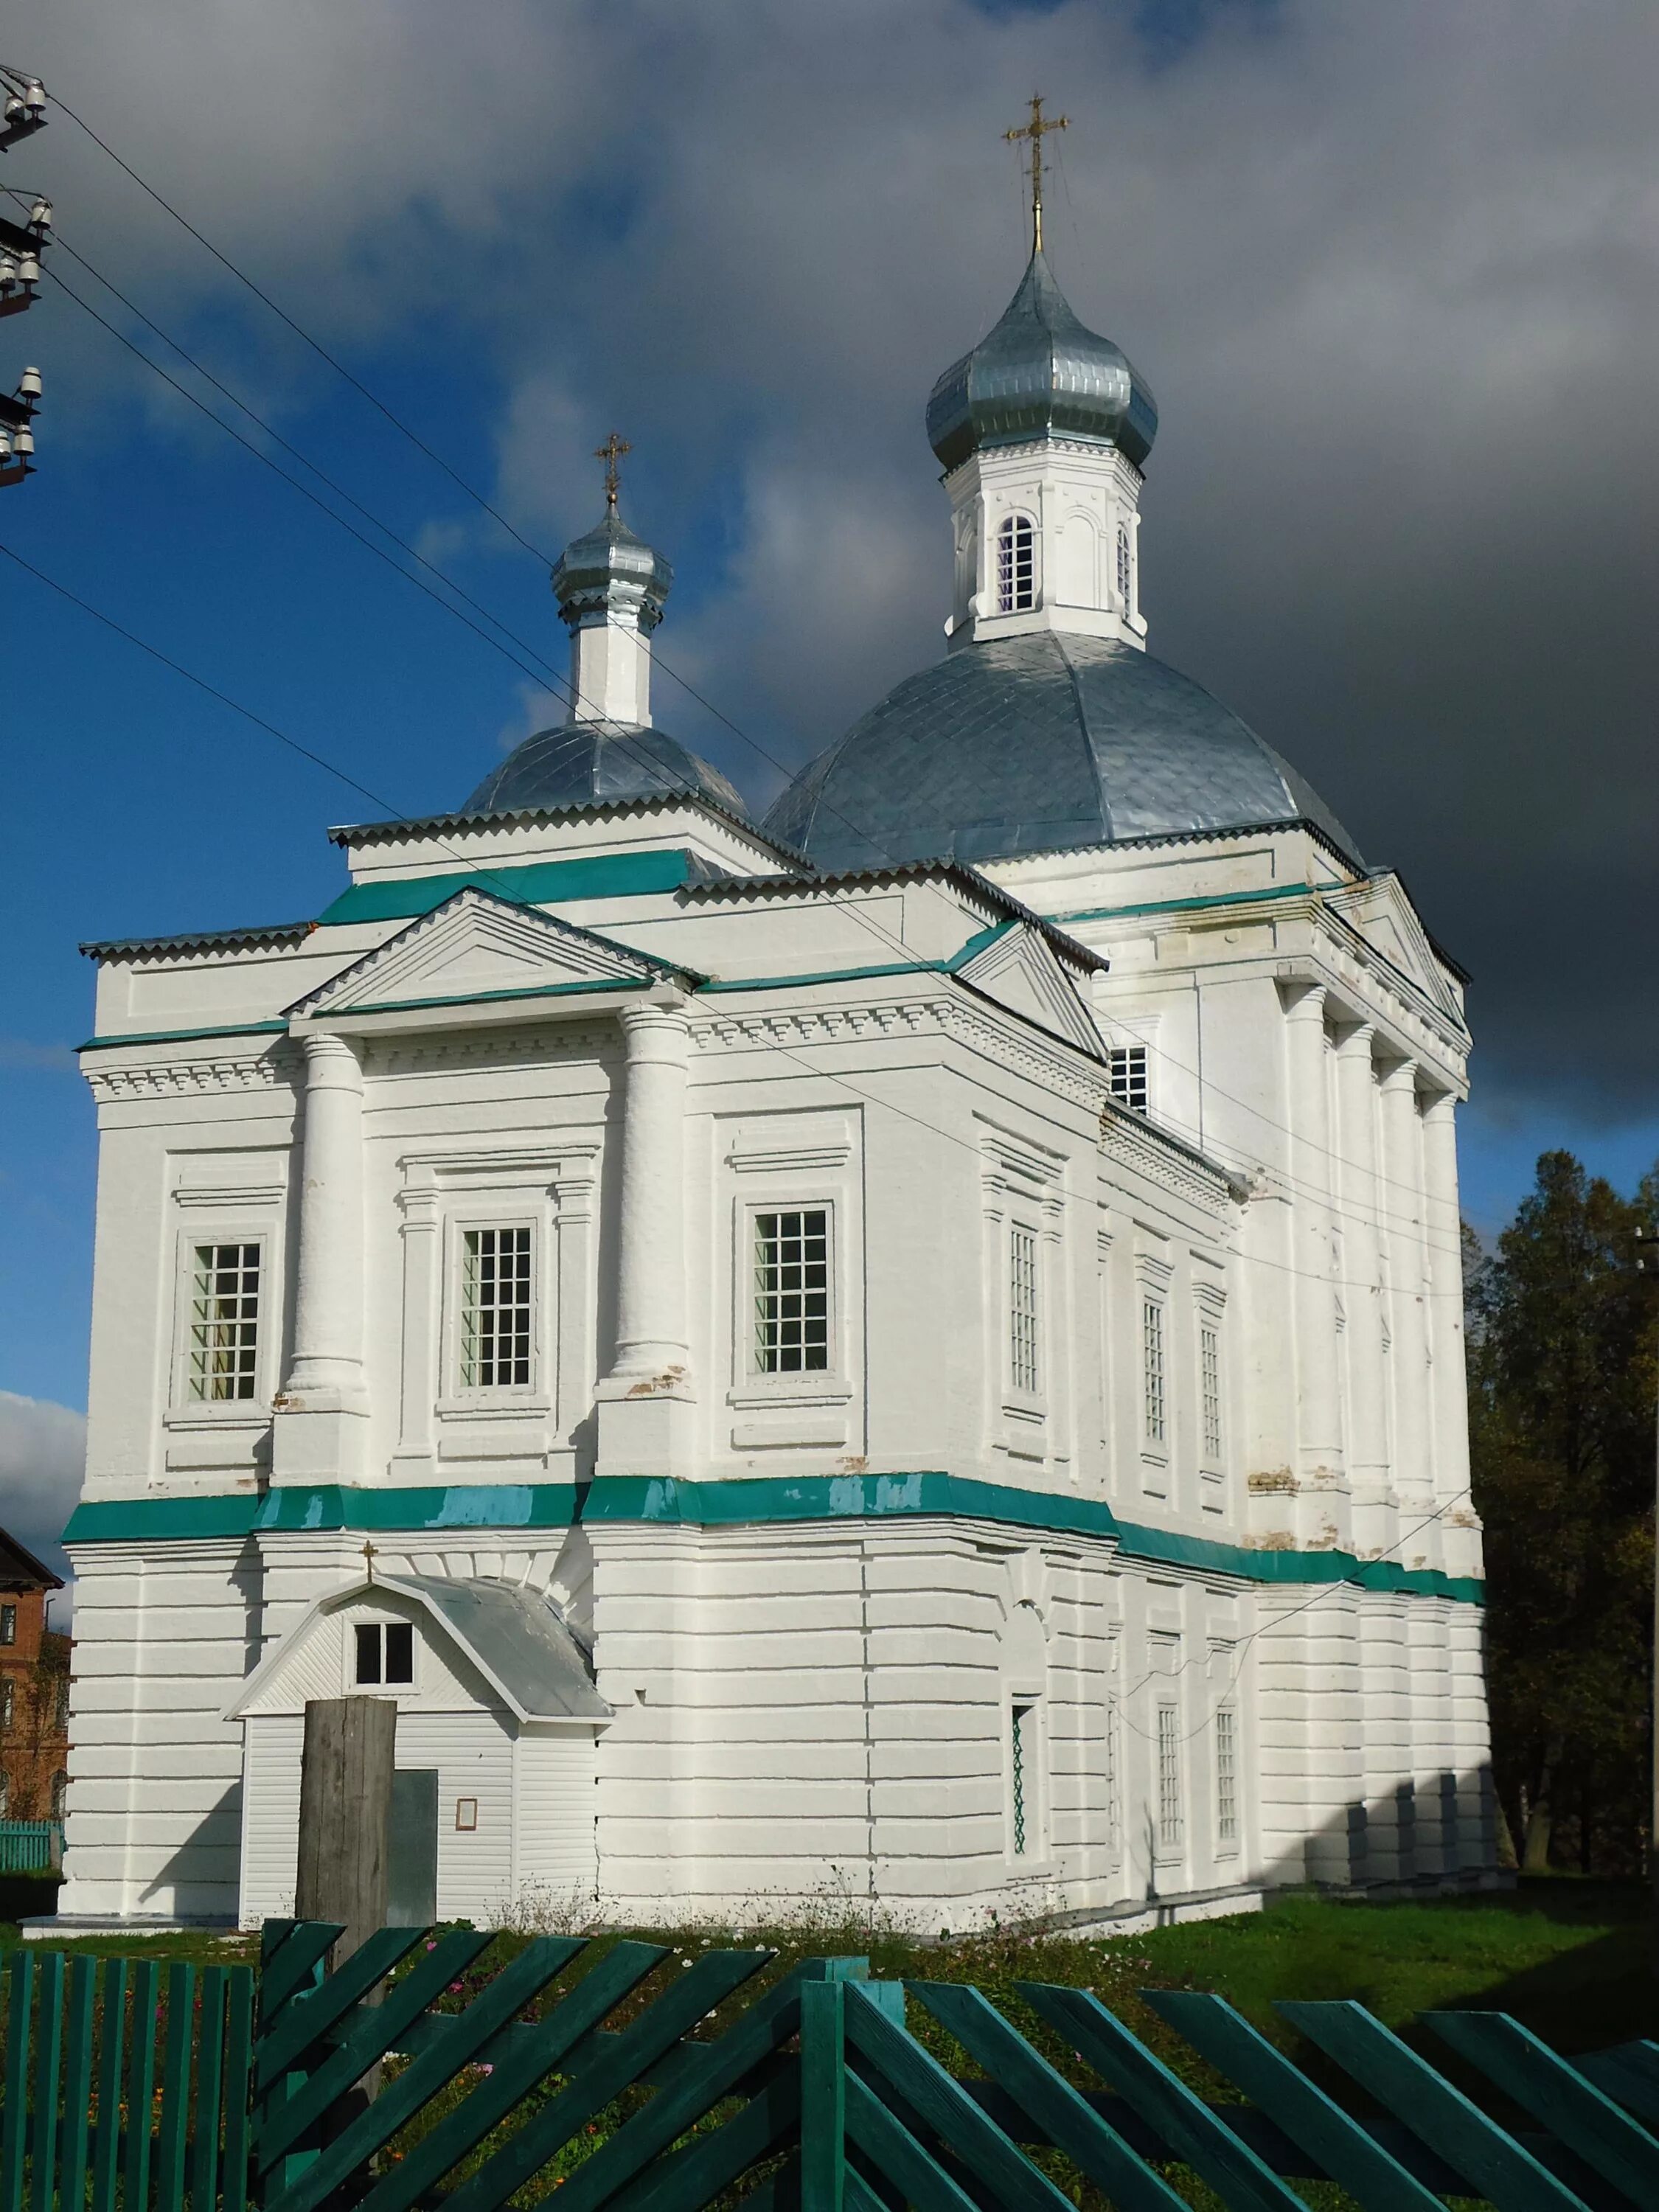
left=58, top=230, right=1496, bottom=1933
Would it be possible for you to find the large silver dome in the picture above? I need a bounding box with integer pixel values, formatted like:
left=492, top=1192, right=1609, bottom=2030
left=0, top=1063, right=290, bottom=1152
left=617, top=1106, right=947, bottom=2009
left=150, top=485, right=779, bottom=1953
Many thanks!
left=762, top=634, right=1361, bottom=873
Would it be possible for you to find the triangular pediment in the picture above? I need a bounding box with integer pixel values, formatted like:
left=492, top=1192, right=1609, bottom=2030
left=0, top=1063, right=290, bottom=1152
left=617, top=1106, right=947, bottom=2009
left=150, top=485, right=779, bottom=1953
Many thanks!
left=289, top=887, right=686, bottom=1019
left=953, top=923, right=1105, bottom=1060
left=1326, top=876, right=1464, bottom=1027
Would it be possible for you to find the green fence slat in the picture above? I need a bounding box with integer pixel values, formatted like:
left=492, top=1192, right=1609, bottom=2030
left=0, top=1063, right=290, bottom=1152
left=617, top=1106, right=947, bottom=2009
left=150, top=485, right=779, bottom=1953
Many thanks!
left=1277, top=2000, right=1592, bottom=2212
left=252, top=1928, right=426, bottom=2092
left=190, top=1969, right=227, bottom=2212
left=254, top=1928, right=495, bottom=2176
left=1573, top=2042, right=1659, bottom=2129
left=608, top=2061, right=803, bottom=2212
left=27, top=1952, right=64, bottom=2212
left=153, top=1964, right=195, bottom=2212
left=1021, top=1983, right=1308, bottom=2212
left=844, top=2068, right=981, bottom=2212
left=89, top=1958, right=128, bottom=2212
left=1142, top=1990, right=1446, bottom=2212
left=1425, top=2010, right=1659, bottom=2208
left=1, top=1955, right=35, bottom=2212
left=844, top=1983, right=1075, bottom=2212
left=58, top=1956, right=97, bottom=2212
left=220, top=1970, right=255, bottom=2212
left=257, top=1927, right=341, bottom=2027
left=549, top=1958, right=852, bottom=2212
left=345, top=1938, right=667, bottom=2212
left=801, top=1983, right=846, bottom=2212
left=440, top=1948, right=773, bottom=2212
left=912, top=1981, right=1187, bottom=2212
left=123, top=1961, right=159, bottom=2212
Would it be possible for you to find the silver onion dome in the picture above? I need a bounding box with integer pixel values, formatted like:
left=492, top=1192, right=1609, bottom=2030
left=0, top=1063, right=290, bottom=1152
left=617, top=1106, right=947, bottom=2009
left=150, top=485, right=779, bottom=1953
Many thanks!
left=552, top=513, right=674, bottom=632
left=925, top=249, right=1158, bottom=475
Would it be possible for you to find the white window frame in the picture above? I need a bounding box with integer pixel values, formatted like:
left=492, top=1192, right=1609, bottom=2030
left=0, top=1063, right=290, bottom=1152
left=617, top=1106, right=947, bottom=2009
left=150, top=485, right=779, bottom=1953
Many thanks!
left=1215, top=1705, right=1239, bottom=1855
left=445, top=1214, right=541, bottom=1402
left=1194, top=1278, right=1227, bottom=1505
left=996, top=512, right=1037, bottom=613
left=349, top=1613, right=418, bottom=1695
left=1116, top=521, right=1132, bottom=607
left=748, top=1203, right=836, bottom=1383
left=1107, top=1043, right=1150, bottom=1117
left=1142, top=1297, right=1168, bottom=1445
left=980, top=1122, right=1068, bottom=1467
left=167, top=1210, right=281, bottom=1422
left=1008, top=1220, right=1041, bottom=1399
left=1155, top=1700, right=1184, bottom=1859
left=1134, top=1248, right=1173, bottom=1488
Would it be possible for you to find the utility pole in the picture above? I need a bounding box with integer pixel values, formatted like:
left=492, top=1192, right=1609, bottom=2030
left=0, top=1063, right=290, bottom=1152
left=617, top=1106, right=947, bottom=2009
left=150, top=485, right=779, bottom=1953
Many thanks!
left=0, top=63, right=49, bottom=487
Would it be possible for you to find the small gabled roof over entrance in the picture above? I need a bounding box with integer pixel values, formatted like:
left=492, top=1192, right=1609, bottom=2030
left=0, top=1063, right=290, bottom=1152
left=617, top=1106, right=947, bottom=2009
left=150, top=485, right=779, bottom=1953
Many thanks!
left=286, top=885, right=700, bottom=1025
left=227, top=1572, right=611, bottom=1725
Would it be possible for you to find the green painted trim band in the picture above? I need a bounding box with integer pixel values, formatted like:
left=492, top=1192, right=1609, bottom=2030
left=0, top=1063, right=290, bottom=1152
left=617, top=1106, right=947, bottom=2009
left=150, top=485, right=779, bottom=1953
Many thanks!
left=1053, top=884, right=1313, bottom=926
left=63, top=1475, right=1481, bottom=1601
left=80, top=1020, right=289, bottom=1052
left=316, top=849, right=701, bottom=926
left=697, top=922, right=1018, bottom=998
left=325, top=977, right=675, bottom=1020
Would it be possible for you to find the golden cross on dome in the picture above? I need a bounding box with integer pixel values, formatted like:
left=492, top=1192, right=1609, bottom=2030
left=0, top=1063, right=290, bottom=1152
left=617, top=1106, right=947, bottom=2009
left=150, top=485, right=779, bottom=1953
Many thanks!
left=1004, top=92, right=1068, bottom=256
left=595, top=431, right=631, bottom=513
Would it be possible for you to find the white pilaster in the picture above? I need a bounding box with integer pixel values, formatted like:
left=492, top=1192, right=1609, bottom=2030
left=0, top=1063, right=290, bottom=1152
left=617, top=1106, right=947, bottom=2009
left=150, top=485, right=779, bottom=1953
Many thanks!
left=1422, top=1092, right=1478, bottom=1575
left=595, top=998, right=696, bottom=1475
left=272, top=1032, right=370, bottom=1481
left=1282, top=985, right=1345, bottom=1500
left=1379, top=1061, right=1434, bottom=1523
left=569, top=611, right=651, bottom=728
left=1335, top=1023, right=1391, bottom=1549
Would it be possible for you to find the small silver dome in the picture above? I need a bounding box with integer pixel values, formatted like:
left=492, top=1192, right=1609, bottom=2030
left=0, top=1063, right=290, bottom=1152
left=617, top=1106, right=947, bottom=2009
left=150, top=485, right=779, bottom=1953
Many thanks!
left=463, top=721, right=749, bottom=821
left=926, top=250, right=1158, bottom=475
left=552, top=514, right=673, bottom=633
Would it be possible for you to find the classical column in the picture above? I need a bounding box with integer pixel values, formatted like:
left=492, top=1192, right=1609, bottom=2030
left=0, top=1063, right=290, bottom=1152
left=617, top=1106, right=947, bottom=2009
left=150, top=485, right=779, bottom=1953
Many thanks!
left=1335, top=1023, right=1390, bottom=1543
left=1379, top=1061, right=1434, bottom=1521
left=595, top=998, right=696, bottom=1478
left=274, top=1032, right=369, bottom=1479
left=608, top=1001, right=692, bottom=1382
left=1283, top=984, right=1343, bottom=1486
left=1422, top=1092, right=1475, bottom=1528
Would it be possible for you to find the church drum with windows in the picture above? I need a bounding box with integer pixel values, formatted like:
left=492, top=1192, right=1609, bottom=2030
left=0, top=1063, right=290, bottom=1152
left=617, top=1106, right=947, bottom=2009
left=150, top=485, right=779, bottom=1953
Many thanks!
left=55, top=229, right=1494, bottom=1933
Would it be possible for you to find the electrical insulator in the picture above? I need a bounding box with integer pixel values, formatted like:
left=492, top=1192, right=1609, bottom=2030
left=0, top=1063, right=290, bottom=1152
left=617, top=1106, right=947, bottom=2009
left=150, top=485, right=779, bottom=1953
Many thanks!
left=18, top=364, right=41, bottom=398
left=17, top=253, right=38, bottom=284
left=27, top=198, right=49, bottom=229
left=1, top=97, right=21, bottom=125
left=0, top=428, right=12, bottom=458
left=0, top=258, right=15, bottom=288
left=13, top=423, right=32, bottom=453
left=24, top=81, right=44, bottom=117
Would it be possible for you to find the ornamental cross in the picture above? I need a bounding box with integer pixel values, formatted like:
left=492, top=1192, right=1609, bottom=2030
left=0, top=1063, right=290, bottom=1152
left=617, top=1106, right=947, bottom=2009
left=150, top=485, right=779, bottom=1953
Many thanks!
left=595, top=431, right=631, bottom=513
left=1004, top=92, right=1068, bottom=256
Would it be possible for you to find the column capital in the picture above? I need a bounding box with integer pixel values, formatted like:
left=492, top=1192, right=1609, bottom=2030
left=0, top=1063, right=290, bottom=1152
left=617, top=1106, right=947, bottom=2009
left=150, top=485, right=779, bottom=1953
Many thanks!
left=300, top=1031, right=363, bottom=1087
left=1420, top=1088, right=1458, bottom=1129
left=1335, top=1019, right=1377, bottom=1060
left=1378, top=1057, right=1419, bottom=1096
left=617, top=998, right=692, bottom=1047
left=1283, top=980, right=1328, bottom=1023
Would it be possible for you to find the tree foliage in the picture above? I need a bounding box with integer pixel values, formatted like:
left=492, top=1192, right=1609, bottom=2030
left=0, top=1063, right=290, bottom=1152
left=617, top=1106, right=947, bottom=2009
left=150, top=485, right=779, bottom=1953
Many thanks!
left=1467, top=1149, right=1659, bottom=1874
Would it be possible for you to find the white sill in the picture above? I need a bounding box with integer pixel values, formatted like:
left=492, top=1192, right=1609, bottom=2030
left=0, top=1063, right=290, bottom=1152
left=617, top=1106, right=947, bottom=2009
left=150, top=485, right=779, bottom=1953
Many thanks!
left=434, top=1395, right=552, bottom=1420
left=728, top=1377, right=851, bottom=1408
left=164, top=1402, right=269, bottom=1427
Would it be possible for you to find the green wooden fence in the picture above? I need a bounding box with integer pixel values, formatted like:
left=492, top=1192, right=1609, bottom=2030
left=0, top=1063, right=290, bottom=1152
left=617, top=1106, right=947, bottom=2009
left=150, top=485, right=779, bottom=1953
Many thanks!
left=2, top=1918, right=1658, bottom=2212
left=0, top=1827, right=61, bottom=1877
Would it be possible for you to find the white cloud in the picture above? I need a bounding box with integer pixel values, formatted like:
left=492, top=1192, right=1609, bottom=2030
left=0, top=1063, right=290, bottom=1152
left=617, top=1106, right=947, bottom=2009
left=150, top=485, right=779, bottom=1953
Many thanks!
left=0, top=1391, right=86, bottom=1596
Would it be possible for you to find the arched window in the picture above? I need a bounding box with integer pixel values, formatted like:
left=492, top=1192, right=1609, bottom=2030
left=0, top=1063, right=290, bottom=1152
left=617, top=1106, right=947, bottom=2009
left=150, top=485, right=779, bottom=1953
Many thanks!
left=1116, top=522, right=1132, bottom=606
left=996, top=514, right=1036, bottom=613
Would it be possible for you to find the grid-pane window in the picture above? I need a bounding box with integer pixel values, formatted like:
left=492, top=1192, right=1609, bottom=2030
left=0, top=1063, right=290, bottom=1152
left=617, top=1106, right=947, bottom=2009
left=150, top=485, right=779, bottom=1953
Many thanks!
left=461, top=1226, right=532, bottom=1389
left=1157, top=1703, right=1183, bottom=1851
left=1216, top=1707, right=1239, bottom=1846
left=1009, top=1224, right=1040, bottom=1395
left=0, top=1605, right=13, bottom=1647
left=187, top=1242, right=261, bottom=1402
left=1011, top=1701, right=1035, bottom=1855
left=1142, top=1300, right=1166, bottom=1444
left=997, top=514, right=1035, bottom=613
left=754, top=1209, right=830, bottom=1374
left=1107, top=1046, right=1149, bottom=1114
left=1200, top=1323, right=1222, bottom=1461
left=1, top=1677, right=13, bottom=1729
left=1104, top=1694, right=1120, bottom=1852
left=1116, top=524, right=1131, bottom=604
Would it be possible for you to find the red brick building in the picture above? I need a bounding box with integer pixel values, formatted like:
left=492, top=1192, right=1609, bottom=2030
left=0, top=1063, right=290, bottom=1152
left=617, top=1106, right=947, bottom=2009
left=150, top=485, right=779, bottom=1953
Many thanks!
left=0, top=1528, right=69, bottom=1823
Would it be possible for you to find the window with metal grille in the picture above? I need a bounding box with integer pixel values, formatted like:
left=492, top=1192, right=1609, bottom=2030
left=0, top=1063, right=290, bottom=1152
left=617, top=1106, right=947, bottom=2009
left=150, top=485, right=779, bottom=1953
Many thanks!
left=1142, top=1299, right=1166, bottom=1444
left=355, top=1621, right=414, bottom=1688
left=1009, top=1223, right=1040, bottom=1395
left=1116, top=523, right=1131, bottom=604
left=1107, top=1045, right=1149, bottom=1114
left=1, top=1677, right=13, bottom=1730
left=1200, top=1322, right=1222, bottom=1461
left=1157, top=1703, right=1183, bottom=1851
left=1216, top=1706, right=1239, bottom=1846
left=754, top=1208, right=830, bottom=1373
left=187, top=1242, right=261, bottom=1402
left=1011, top=1700, right=1035, bottom=1854
left=461, top=1226, right=533, bottom=1389
left=0, top=1605, right=13, bottom=1647
left=997, top=514, right=1035, bottom=612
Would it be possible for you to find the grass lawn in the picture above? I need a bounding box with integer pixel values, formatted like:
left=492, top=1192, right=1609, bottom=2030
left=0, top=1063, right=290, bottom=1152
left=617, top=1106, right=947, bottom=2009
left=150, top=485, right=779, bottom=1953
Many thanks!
left=3, top=1877, right=1652, bottom=2056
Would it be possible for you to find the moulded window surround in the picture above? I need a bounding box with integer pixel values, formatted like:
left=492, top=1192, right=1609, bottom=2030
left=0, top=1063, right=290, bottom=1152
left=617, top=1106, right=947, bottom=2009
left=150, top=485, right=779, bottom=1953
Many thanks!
left=1008, top=1696, right=1045, bottom=1862
left=354, top=1618, right=415, bottom=1690
left=1142, top=1299, right=1167, bottom=1447
left=165, top=1214, right=283, bottom=1425
left=997, top=513, right=1037, bottom=613
left=754, top=1207, right=832, bottom=1376
left=1156, top=1703, right=1184, bottom=1857
left=1116, top=522, right=1132, bottom=607
left=459, top=1224, right=535, bottom=1391
left=1216, top=1706, right=1239, bottom=1851
left=1009, top=1222, right=1040, bottom=1397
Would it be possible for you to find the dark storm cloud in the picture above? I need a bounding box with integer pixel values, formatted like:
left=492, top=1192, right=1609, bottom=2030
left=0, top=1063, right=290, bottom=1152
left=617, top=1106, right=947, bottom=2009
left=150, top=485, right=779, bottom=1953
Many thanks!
left=11, top=0, right=1658, bottom=1119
